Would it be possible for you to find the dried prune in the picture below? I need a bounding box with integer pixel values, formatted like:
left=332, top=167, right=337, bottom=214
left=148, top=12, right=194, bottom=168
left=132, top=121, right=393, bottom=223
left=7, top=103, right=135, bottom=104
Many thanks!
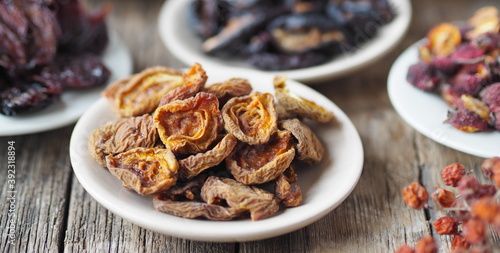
left=274, top=76, right=334, bottom=122
left=154, top=92, right=223, bottom=155
left=201, top=176, right=280, bottom=221
left=280, top=118, right=324, bottom=164
left=247, top=51, right=330, bottom=70
left=103, top=66, right=184, bottom=117
left=222, top=92, right=278, bottom=145
left=179, top=134, right=238, bottom=180
left=226, top=130, right=296, bottom=185
left=88, top=114, right=159, bottom=167
left=106, top=147, right=179, bottom=195
left=0, top=82, right=53, bottom=116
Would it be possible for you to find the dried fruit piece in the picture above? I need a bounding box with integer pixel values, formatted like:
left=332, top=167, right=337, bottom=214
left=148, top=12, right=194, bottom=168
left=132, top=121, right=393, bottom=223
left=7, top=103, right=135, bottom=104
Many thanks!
left=201, top=176, right=280, bottom=221
left=154, top=92, right=223, bottom=155
left=203, top=78, right=252, bottom=105
left=157, top=63, right=207, bottom=106
left=433, top=216, right=459, bottom=235
left=407, top=62, right=441, bottom=92
left=103, top=66, right=184, bottom=117
left=460, top=94, right=491, bottom=121
left=178, top=134, right=238, bottom=180
left=481, top=157, right=500, bottom=179
left=395, top=244, right=414, bottom=253
left=466, top=6, right=500, bottom=39
left=402, top=182, right=428, bottom=209
left=106, top=147, right=179, bottom=195
left=222, top=92, right=278, bottom=145
left=88, top=114, right=158, bottom=167
left=275, top=170, right=302, bottom=207
left=280, top=118, right=324, bottom=164
left=480, top=83, right=500, bottom=107
left=470, top=197, right=500, bottom=225
left=457, top=176, right=482, bottom=203
left=431, top=188, right=456, bottom=208
left=447, top=109, right=489, bottom=132
left=451, top=235, right=470, bottom=251
left=226, top=130, right=295, bottom=185
left=462, top=219, right=486, bottom=244
left=427, top=23, right=462, bottom=57
left=274, top=76, right=334, bottom=123
left=415, top=236, right=438, bottom=253
left=441, top=163, right=466, bottom=187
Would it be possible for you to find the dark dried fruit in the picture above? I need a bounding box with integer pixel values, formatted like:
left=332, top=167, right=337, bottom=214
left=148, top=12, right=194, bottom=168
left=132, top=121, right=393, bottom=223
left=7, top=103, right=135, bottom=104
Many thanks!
left=0, top=82, right=53, bottom=116
left=406, top=62, right=441, bottom=92
left=447, top=109, right=489, bottom=132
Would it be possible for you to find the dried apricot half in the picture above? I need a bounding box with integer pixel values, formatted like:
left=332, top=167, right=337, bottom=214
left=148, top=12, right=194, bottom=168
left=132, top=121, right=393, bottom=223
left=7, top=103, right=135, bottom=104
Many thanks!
left=427, top=23, right=461, bottom=57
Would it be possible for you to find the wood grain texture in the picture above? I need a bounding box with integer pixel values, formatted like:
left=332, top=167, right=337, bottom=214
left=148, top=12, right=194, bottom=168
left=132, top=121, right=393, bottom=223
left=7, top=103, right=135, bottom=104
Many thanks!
left=1, top=0, right=499, bottom=252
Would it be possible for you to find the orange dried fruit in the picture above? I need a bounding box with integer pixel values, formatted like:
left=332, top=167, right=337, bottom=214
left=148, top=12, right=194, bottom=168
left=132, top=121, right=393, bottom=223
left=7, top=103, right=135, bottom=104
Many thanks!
left=203, top=78, right=253, bottom=106
left=427, top=23, right=461, bottom=57
left=467, top=6, right=500, bottom=39
left=106, top=147, right=178, bottom=195
left=154, top=92, right=223, bottom=155
left=103, top=66, right=184, bottom=117
left=226, top=130, right=295, bottom=185
left=274, top=76, right=334, bottom=123
left=158, top=63, right=207, bottom=106
left=280, top=118, right=324, bottom=164
left=222, top=92, right=278, bottom=145
left=461, top=94, right=491, bottom=121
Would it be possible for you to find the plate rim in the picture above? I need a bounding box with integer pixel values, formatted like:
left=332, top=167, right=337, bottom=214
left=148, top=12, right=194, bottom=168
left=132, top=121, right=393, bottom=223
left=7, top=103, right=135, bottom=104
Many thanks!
left=157, top=0, right=413, bottom=83
left=388, top=39, right=500, bottom=158
left=69, top=71, right=364, bottom=242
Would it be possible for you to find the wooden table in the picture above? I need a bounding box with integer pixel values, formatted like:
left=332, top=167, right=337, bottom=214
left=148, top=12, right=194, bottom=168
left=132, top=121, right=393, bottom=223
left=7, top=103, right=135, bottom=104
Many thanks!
left=1, top=0, right=499, bottom=252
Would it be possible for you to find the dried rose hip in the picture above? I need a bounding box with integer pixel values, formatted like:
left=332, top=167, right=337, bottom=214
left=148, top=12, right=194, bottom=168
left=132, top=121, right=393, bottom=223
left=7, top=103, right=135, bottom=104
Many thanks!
left=222, top=92, right=278, bottom=145
left=226, top=130, right=296, bottom=185
left=457, top=176, right=482, bottom=203
left=481, top=157, right=500, bottom=179
left=451, top=235, right=471, bottom=251
left=441, top=163, right=466, bottom=187
left=415, top=236, right=438, bottom=253
left=154, top=92, right=223, bottom=155
left=433, top=216, right=459, bottom=235
left=470, top=196, right=500, bottom=225
left=462, top=219, right=487, bottom=244
left=402, top=182, right=429, bottom=210
left=103, top=66, right=184, bottom=117
left=431, top=188, right=456, bottom=208
left=106, top=147, right=179, bottom=195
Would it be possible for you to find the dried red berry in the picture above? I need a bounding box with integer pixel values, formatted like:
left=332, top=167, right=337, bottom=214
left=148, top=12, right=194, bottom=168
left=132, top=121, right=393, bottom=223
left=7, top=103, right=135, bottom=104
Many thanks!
left=457, top=176, right=482, bottom=203
left=470, top=196, right=500, bottom=225
left=441, top=163, right=467, bottom=187
left=402, top=182, right=429, bottom=209
left=481, top=157, right=500, bottom=179
left=462, top=219, right=486, bottom=244
left=395, top=244, right=415, bottom=253
left=451, top=235, right=470, bottom=251
left=415, top=236, right=438, bottom=253
left=431, top=188, right=456, bottom=207
left=433, top=216, right=459, bottom=235
left=477, top=184, right=497, bottom=199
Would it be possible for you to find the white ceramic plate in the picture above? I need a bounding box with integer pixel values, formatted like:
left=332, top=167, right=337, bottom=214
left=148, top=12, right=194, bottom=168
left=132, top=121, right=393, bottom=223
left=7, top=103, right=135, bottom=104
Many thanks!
left=0, top=31, right=133, bottom=136
left=158, top=0, right=412, bottom=83
left=388, top=40, right=500, bottom=158
left=69, top=70, right=364, bottom=242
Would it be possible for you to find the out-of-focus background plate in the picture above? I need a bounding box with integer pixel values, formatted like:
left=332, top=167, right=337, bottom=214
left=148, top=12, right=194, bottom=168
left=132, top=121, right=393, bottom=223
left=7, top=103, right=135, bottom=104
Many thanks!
left=0, top=31, right=133, bottom=136
left=69, top=69, right=364, bottom=242
left=388, top=40, right=500, bottom=158
left=158, top=0, right=412, bottom=83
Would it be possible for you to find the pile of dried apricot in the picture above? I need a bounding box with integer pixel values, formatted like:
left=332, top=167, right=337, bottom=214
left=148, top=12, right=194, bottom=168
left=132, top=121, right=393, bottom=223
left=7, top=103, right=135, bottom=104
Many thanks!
left=406, top=6, right=500, bottom=133
left=88, top=63, right=334, bottom=221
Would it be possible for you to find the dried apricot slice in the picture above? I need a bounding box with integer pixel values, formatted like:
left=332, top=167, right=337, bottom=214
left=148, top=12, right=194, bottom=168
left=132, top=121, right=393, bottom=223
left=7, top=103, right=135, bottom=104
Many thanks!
left=222, top=92, right=278, bottom=145
left=275, top=170, right=302, bottom=207
left=154, top=92, right=223, bottom=155
left=158, top=63, right=207, bottom=106
left=103, top=66, right=184, bottom=117
left=179, top=134, right=238, bottom=180
left=274, top=76, right=334, bottom=123
left=106, top=147, right=178, bottom=195
left=203, top=78, right=253, bottom=106
left=88, top=114, right=158, bottom=167
left=427, top=23, right=461, bottom=57
left=201, top=176, right=280, bottom=221
left=226, top=130, right=295, bottom=185
left=280, top=118, right=324, bottom=164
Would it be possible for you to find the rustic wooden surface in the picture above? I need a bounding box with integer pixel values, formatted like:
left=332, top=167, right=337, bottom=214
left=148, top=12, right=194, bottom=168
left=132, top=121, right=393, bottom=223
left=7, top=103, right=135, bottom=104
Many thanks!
left=1, top=0, right=499, bottom=252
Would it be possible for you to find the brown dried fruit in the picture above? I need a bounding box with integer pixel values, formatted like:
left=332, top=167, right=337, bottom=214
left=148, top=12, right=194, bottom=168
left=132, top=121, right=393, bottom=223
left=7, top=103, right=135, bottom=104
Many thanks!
left=461, top=94, right=491, bottom=121
left=226, top=130, right=296, bottom=185
left=222, top=92, right=278, bottom=145
left=431, top=188, right=456, bottom=208
left=203, top=78, right=253, bottom=105
left=275, top=170, right=302, bottom=207
left=106, top=147, right=178, bottom=195
left=88, top=114, right=158, bottom=167
left=157, top=63, right=207, bottom=106
left=280, top=118, right=324, bottom=164
left=154, top=92, right=223, bottom=155
left=179, top=134, right=238, bottom=180
left=103, top=66, right=184, bottom=117
left=462, top=219, right=486, bottom=244
left=201, top=176, right=280, bottom=221
left=441, top=163, right=466, bottom=187
left=467, top=6, right=500, bottom=39
left=427, top=23, right=461, bottom=57
left=402, top=182, right=429, bottom=209
left=415, top=236, right=437, bottom=253
left=433, top=216, right=458, bottom=235
left=274, top=76, right=334, bottom=123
